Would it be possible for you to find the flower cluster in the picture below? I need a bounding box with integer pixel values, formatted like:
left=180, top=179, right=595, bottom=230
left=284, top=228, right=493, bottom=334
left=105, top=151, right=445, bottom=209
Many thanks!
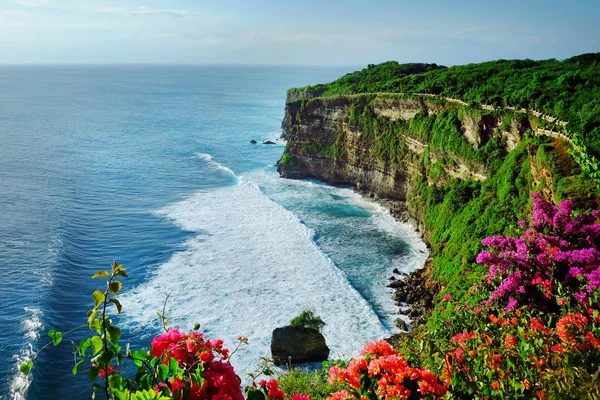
left=151, top=328, right=243, bottom=400
left=476, top=192, right=600, bottom=310
left=327, top=340, right=446, bottom=400
left=439, top=292, right=600, bottom=399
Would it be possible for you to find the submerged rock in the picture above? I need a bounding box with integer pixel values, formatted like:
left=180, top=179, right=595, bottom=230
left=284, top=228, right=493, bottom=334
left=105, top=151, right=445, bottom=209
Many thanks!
left=263, top=140, right=276, bottom=145
left=250, top=139, right=257, bottom=144
left=271, top=326, right=329, bottom=366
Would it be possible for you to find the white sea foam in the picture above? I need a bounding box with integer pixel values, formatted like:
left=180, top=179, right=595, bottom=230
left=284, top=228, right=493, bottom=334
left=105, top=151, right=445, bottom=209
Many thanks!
left=9, top=307, right=44, bottom=400
left=121, top=176, right=391, bottom=376
left=246, top=171, right=428, bottom=328
left=196, top=153, right=236, bottom=178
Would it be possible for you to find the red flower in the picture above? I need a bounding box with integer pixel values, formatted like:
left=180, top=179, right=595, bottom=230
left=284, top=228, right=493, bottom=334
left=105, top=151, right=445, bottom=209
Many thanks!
left=97, top=365, right=115, bottom=378
left=292, top=394, right=311, bottom=400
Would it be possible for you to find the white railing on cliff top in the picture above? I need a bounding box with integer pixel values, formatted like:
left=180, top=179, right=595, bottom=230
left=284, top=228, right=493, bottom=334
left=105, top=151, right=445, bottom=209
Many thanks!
left=315, top=92, right=568, bottom=127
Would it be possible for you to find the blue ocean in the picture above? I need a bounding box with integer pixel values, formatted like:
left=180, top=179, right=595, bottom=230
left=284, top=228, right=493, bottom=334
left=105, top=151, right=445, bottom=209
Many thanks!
left=0, top=66, right=427, bottom=399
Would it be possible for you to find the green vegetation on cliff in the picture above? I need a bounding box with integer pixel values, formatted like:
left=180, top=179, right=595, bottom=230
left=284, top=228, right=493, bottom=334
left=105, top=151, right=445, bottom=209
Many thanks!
left=293, top=54, right=600, bottom=157
left=281, top=56, right=600, bottom=333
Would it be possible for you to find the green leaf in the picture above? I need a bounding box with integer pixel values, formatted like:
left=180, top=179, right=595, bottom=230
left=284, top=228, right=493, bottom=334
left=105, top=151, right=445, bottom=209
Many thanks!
left=92, top=271, right=110, bottom=278
left=158, top=364, right=169, bottom=381
left=100, top=349, right=114, bottom=363
left=79, top=338, right=92, bottom=356
left=87, top=310, right=98, bottom=328
left=115, top=270, right=129, bottom=279
left=246, top=388, right=267, bottom=400
left=107, top=326, right=121, bottom=345
left=48, top=330, right=63, bottom=346
left=193, top=366, right=204, bottom=387
left=168, top=357, right=178, bottom=375
left=110, top=298, right=123, bottom=314
left=140, top=374, right=151, bottom=390
left=130, top=350, right=143, bottom=367
left=72, top=359, right=84, bottom=375
left=88, top=365, right=101, bottom=381
left=109, top=281, right=123, bottom=295
left=91, top=336, right=103, bottom=355
left=92, top=290, right=106, bottom=307
left=20, top=360, right=34, bottom=375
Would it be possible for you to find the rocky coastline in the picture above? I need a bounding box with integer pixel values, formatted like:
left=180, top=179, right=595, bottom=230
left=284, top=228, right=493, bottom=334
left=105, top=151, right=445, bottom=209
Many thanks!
left=353, top=192, right=437, bottom=329
left=275, top=90, right=574, bottom=333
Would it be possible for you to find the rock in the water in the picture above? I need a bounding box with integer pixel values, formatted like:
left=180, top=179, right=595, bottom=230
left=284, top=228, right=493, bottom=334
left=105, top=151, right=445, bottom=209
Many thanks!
left=394, top=318, right=409, bottom=331
left=388, top=276, right=396, bottom=281
left=393, top=268, right=400, bottom=274
left=271, top=326, right=329, bottom=366
left=250, top=140, right=257, bottom=144
left=263, top=140, right=276, bottom=145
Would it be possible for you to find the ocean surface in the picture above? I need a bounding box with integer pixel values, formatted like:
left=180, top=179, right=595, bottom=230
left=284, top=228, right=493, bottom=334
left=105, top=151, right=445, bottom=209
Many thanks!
left=0, top=66, right=427, bottom=399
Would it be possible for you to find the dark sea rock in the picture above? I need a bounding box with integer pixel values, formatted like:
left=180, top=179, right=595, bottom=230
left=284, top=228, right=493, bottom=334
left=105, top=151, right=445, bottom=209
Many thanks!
left=263, top=140, right=276, bottom=145
left=250, top=140, right=257, bottom=144
left=271, top=326, right=329, bottom=366
left=391, top=266, right=435, bottom=325
left=394, top=318, right=409, bottom=331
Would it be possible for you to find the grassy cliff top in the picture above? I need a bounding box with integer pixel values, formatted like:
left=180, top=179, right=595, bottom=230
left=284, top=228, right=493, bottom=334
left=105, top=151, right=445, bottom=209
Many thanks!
left=289, top=54, right=600, bottom=154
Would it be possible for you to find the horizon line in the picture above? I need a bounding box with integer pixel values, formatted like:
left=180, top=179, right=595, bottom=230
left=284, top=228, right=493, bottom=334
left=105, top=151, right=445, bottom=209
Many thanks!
left=0, top=62, right=366, bottom=68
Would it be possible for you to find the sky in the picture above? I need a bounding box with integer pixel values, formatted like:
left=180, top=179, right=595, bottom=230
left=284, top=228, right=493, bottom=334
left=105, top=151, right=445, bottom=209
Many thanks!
left=0, top=0, right=598, bottom=65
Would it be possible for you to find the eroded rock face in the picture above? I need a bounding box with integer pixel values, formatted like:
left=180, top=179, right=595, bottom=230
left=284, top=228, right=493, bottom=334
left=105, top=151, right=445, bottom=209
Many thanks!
left=278, top=99, right=414, bottom=200
left=277, top=97, right=499, bottom=203
left=271, top=326, right=330, bottom=366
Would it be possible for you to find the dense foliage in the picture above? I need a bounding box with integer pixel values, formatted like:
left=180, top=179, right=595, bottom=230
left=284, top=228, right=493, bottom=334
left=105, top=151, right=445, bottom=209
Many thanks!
left=289, top=311, right=325, bottom=332
left=432, top=194, right=600, bottom=399
left=293, top=55, right=600, bottom=157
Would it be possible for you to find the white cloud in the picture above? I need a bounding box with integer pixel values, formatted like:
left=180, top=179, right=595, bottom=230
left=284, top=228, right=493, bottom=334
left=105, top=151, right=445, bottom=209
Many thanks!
left=95, top=5, right=201, bottom=18
left=15, top=0, right=50, bottom=7
left=53, top=22, right=108, bottom=30
left=0, top=10, right=35, bottom=27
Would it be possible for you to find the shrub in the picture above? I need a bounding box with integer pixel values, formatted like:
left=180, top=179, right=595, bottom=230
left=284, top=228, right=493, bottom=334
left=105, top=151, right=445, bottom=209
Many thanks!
left=429, top=193, right=600, bottom=399
left=289, top=311, right=325, bottom=332
left=278, top=367, right=342, bottom=400
left=476, top=192, right=600, bottom=312
left=327, top=340, right=446, bottom=400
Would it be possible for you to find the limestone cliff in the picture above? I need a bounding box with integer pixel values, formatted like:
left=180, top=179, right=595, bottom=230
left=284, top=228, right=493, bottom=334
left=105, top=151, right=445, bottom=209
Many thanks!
left=278, top=95, right=531, bottom=237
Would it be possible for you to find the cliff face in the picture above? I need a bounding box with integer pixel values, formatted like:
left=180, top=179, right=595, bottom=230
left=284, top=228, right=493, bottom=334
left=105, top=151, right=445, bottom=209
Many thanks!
left=280, top=98, right=412, bottom=200
left=278, top=95, right=527, bottom=237
left=277, top=93, right=594, bottom=325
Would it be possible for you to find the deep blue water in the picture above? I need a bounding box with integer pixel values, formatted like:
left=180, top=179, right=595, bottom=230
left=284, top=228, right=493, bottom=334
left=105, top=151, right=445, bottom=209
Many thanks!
left=0, top=66, right=427, bottom=399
